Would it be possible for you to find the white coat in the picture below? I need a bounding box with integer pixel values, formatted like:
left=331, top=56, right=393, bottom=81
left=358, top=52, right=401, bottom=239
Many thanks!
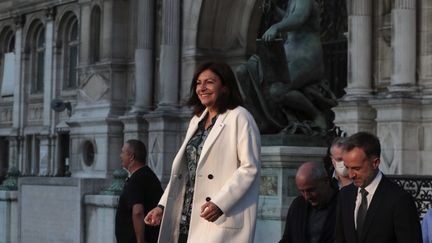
left=157, top=106, right=261, bottom=243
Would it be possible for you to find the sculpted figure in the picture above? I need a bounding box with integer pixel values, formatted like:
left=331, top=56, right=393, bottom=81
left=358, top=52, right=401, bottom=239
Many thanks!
left=236, top=0, right=337, bottom=135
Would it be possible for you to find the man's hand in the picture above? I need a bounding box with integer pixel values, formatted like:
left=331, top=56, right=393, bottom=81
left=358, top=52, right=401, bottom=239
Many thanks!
left=144, top=206, right=163, bottom=226
left=200, top=201, right=223, bottom=222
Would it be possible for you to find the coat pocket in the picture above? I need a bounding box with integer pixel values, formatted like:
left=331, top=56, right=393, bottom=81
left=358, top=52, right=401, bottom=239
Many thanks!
left=213, top=211, right=244, bottom=229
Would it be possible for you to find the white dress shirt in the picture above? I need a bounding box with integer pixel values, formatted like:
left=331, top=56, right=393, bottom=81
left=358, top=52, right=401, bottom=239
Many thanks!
left=354, top=171, right=382, bottom=229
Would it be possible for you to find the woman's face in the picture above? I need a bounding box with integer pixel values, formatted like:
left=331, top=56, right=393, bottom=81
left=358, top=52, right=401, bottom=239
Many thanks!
left=196, top=69, right=225, bottom=112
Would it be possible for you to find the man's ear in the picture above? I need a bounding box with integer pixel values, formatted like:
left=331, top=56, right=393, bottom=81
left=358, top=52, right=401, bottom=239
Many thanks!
left=372, top=157, right=380, bottom=169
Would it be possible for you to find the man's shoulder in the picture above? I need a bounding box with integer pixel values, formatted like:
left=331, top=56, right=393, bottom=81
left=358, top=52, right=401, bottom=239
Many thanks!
left=339, top=183, right=356, bottom=195
left=131, top=166, right=161, bottom=184
left=289, top=195, right=308, bottom=209
left=378, top=175, right=414, bottom=199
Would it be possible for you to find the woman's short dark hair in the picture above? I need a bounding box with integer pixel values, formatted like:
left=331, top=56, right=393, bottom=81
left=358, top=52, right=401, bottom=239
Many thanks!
left=187, top=61, right=244, bottom=115
left=125, top=139, right=147, bottom=164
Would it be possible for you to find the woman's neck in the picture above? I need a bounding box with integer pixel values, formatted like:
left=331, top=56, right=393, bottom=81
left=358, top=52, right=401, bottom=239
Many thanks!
left=205, top=109, right=218, bottom=129
left=207, top=107, right=218, bottom=118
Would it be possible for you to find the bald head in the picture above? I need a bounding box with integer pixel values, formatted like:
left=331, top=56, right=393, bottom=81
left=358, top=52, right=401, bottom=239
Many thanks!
left=296, top=161, right=328, bottom=183
left=295, top=162, right=332, bottom=207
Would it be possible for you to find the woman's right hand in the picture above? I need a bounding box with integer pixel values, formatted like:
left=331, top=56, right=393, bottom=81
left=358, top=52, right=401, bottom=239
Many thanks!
left=144, top=207, right=163, bottom=226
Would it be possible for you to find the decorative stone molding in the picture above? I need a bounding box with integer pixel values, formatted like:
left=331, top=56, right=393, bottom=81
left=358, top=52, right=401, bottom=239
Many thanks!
left=394, top=0, right=416, bottom=9
left=0, top=107, right=12, bottom=124
left=13, top=15, right=25, bottom=28
left=350, top=0, right=372, bottom=16
left=44, top=7, right=56, bottom=20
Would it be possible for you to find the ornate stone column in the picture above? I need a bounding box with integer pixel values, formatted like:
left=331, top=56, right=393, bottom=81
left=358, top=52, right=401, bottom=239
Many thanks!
left=132, top=0, right=155, bottom=113
left=333, top=0, right=375, bottom=136
left=368, top=0, right=420, bottom=175
left=345, top=0, right=373, bottom=97
left=389, top=0, right=416, bottom=92
left=79, top=3, right=91, bottom=66
left=101, top=0, right=113, bottom=61
left=157, top=0, right=180, bottom=109
left=42, top=8, right=55, bottom=128
left=145, top=0, right=183, bottom=183
left=418, top=1, right=432, bottom=93
left=120, top=0, right=151, bottom=143
left=38, top=9, right=56, bottom=176
left=11, top=16, right=23, bottom=131
left=11, top=16, right=24, bottom=171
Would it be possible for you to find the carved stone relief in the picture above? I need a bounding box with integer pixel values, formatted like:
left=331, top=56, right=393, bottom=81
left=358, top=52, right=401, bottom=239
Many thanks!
left=79, top=73, right=109, bottom=102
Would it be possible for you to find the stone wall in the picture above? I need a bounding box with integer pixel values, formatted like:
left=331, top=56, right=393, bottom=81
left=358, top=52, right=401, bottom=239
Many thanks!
left=0, top=190, right=18, bottom=243
left=84, top=195, right=118, bottom=243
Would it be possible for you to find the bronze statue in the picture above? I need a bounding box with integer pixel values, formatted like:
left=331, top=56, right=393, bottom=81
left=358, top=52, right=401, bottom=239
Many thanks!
left=237, top=0, right=337, bottom=135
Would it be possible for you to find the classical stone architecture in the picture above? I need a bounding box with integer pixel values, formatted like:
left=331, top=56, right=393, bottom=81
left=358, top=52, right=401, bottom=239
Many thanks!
left=334, top=0, right=432, bottom=175
left=0, top=0, right=429, bottom=242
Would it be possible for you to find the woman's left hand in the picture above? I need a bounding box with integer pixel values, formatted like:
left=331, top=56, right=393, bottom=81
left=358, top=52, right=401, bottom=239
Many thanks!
left=200, top=201, right=223, bottom=222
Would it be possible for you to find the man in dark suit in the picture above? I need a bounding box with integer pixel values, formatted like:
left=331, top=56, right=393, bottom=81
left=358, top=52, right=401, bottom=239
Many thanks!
left=280, top=161, right=337, bottom=243
left=335, top=132, right=422, bottom=243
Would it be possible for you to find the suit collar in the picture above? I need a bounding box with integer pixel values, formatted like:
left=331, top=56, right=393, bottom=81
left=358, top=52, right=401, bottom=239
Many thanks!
left=343, top=184, right=358, bottom=242
left=359, top=171, right=382, bottom=199
left=358, top=175, right=389, bottom=242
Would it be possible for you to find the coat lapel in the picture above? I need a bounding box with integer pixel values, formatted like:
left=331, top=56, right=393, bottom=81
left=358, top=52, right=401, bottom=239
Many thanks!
left=345, top=185, right=358, bottom=243
left=172, top=111, right=206, bottom=173
left=197, top=110, right=229, bottom=167
left=359, top=177, right=387, bottom=242
left=183, top=112, right=204, bottom=144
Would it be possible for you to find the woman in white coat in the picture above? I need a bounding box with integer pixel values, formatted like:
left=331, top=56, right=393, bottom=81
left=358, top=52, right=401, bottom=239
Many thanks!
left=144, top=61, right=261, bottom=243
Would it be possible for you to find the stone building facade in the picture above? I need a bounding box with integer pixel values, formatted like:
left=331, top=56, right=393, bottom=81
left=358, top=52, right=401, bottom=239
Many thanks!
left=0, top=0, right=264, bottom=186
left=0, top=0, right=431, bottom=242
left=334, top=0, right=432, bottom=175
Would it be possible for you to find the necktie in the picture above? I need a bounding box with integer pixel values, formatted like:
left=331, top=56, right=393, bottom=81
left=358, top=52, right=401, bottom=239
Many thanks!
left=357, top=188, right=368, bottom=239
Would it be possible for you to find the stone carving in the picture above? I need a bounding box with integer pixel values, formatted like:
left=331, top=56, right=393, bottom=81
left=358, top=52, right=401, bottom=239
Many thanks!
left=79, top=73, right=109, bottom=101
left=149, top=138, right=162, bottom=175
left=0, top=107, right=12, bottom=123
left=28, top=104, right=43, bottom=121
left=260, top=175, right=278, bottom=196
left=382, top=131, right=396, bottom=173
left=236, top=0, right=337, bottom=135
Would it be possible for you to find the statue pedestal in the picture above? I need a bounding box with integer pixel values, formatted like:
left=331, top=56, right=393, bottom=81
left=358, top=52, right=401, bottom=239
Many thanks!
left=255, top=145, right=327, bottom=243
left=262, top=134, right=328, bottom=147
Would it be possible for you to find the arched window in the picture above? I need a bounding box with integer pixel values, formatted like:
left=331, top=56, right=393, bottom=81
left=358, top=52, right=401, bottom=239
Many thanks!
left=35, top=27, right=45, bottom=92
left=59, top=12, right=79, bottom=89
left=67, top=21, right=78, bottom=88
left=0, top=26, right=15, bottom=97
left=8, top=35, right=14, bottom=53
left=31, top=24, right=45, bottom=93
left=89, top=6, right=101, bottom=63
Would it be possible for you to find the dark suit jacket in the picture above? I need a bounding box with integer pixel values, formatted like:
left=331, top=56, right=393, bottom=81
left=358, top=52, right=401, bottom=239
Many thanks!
left=335, top=174, right=422, bottom=243
left=279, top=190, right=338, bottom=243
